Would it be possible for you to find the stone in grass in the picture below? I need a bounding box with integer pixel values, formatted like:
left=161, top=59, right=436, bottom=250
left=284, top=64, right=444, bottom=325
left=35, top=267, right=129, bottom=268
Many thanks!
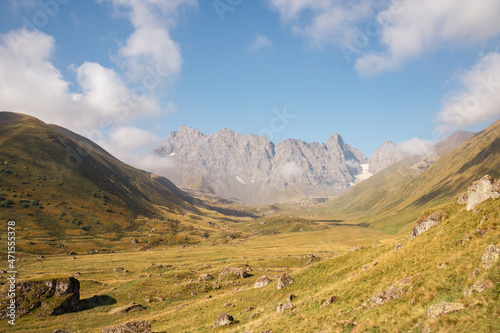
left=277, top=273, right=293, bottom=290
left=254, top=275, right=271, bottom=288
left=199, top=274, right=214, bottom=281
left=276, top=302, right=295, bottom=314
left=108, top=303, right=144, bottom=315
left=464, top=280, right=494, bottom=296
left=319, top=295, right=338, bottom=309
left=214, top=312, right=234, bottom=328
left=427, top=302, right=464, bottom=319
left=102, top=320, right=152, bottom=333
left=482, top=245, right=500, bottom=269
left=394, top=243, right=403, bottom=251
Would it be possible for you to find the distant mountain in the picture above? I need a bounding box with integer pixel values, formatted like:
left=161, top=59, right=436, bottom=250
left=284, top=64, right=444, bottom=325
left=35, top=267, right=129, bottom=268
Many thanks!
left=0, top=112, right=214, bottom=252
left=368, top=131, right=477, bottom=175
left=368, top=141, right=404, bottom=174
left=326, top=120, right=499, bottom=233
left=153, top=126, right=367, bottom=204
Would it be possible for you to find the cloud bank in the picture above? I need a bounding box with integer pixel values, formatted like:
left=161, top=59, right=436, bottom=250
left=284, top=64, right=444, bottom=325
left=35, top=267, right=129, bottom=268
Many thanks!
left=435, top=51, right=500, bottom=137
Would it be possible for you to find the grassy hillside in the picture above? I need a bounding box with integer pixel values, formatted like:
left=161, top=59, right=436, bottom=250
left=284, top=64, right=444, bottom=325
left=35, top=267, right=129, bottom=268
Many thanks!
left=0, top=112, right=245, bottom=254
left=4, top=195, right=498, bottom=332
left=323, top=119, right=500, bottom=233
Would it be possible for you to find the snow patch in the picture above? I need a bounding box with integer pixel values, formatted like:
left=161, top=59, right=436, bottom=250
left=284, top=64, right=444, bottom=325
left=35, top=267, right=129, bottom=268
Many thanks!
left=350, top=164, right=372, bottom=186
left=236, top=176, right=246, bottom=184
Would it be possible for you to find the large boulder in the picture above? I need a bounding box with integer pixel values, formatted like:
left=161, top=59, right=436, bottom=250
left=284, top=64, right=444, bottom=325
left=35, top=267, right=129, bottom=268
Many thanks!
left=458, top=175, right=500, bottom=211
left=277, top=273, right=294, bottom=290
left=0, top=277, right=80, bottom=318
left=411, top=211, right=443, bottom=239
left=427, top=302, right=464, bottom=319
left=102, top=320, right=152, bottom=333
left=482, top=245, right=500, bottom=269
left=254, top=276, right=271, bottom=288
left=213, top=312, right=234, bottom=328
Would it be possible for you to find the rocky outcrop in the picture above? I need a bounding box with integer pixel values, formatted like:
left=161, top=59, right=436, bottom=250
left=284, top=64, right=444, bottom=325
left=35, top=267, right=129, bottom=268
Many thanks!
left=276, top=302, right=295, bottom=314
left=411, top=211, right=443, bottom=239
left=277, top=273, right=294, bottom=290
left=464, top=280, right=494, bottom=296
left=153, top=126, right=367, bottom=203
left=254, top=276, right=271, bottom=288
left=369, top=141, right=404, bottom=174
left=319, top=295, right=338, bottom=309
left=482, top=245, right=500, bottom=268
left=213, top=312, right=234, bottom=328
left=368, top=275, right=419, bottom=308
left=427, top=302, right=464, bottom=319
left=458, top=175, right=500, bottom=211
left=102, top=320, right=152, bottom=333
left=0, top=277, right=80, bottom=318
left=198, top=274, right=213, bottom=281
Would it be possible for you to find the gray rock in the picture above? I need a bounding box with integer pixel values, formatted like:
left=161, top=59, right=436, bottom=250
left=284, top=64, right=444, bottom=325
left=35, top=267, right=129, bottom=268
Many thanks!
left=368, top=275, right=419, bottom=308
left=213, top=312, right=234, bottom=328
left=277, top=273, right=294, bottom=290
left=254, top=275, right=271, bottom=288
left=219, top=267, right=249, bottom=280
left=198, top=274, right=213, bottom=281
left=411, top=211, right=443, bottom=239
left=458, top=175, right=500, bottom=211
left=394, top=243, right=403, bottom=251
left=427, top=302, right=464, bottom=319
left=102, top=320, right=152, bottom=333
left=0, top=277, right=80, bottom=318
left=319, top=295, right=338, bottom=309
left=276, top=302, right=295, bottom=314
left=464, top=280, right=494, bottom=296
left=482, top=245, right=500, bottom=269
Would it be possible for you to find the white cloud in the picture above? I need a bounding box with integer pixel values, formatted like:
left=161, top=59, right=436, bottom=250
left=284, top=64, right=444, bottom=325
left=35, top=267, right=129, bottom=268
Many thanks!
left=435, top=51, right=500, bottom=136
left=397, top=138, right=435, bottom=157
left=280, top=161, right=303, bottom=179
left=268, top=0, right=386, bottom=47
left=268, top=0, right=500, bottom=75
left=355, top=0, right=500, bottom=75
left=99, top=0, right=197, bottom=81
left=0, top=29, right=166, bottom=171
left=247, top=35, right=273, bottom=52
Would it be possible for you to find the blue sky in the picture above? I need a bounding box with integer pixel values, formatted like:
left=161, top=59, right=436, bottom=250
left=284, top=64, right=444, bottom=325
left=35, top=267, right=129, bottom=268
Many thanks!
left=1, top=0, right=499, bottom=167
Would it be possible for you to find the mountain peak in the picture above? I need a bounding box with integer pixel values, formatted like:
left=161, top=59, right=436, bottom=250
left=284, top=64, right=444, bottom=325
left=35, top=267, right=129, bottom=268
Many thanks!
left=327, top=133, right=345, bottom=147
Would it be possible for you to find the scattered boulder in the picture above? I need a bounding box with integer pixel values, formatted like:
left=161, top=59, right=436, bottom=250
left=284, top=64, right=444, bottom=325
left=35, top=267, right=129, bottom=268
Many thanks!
left=464, top=280, right=494, bottom=296
left=250, top=312, right=260, bottom=319
left=254, top=276, right=271, bottom=288
left=319, top=295, right=338, bottom=309
left=199, top=274, right=213, bottom=281
left=244, top=306, right=255, bottom=312
left=276, top=302, right=295, bottom=314
left=348, top=246, right=363, bottom=253
left=214, top=312, right=234, bottom=328
left=130, top=239, right=140, bottom=244
left=219, top=267, right=249, bottom=280
left=458, top=175, right=500, bottom=211
left=468, top=268, right=481, bottom=280
left=102, top=320, right=152, bottom=333
left=108, top=303, right=144, bottom=315
left=0, top=277, right=80, bottom=318
left=368, top=275, right=419, bottom=308
left=482, top=245, right=500, bottom=268
left=224, top=302, right=235, bottom=308
left=286, top=293, right=295, bottom=302
left=411, top=211, right=443, bottom=239
left=427, top=302, right=464, bottom=319
left=113, top=267, right=128, bottom=273
left=394, top=243, right=403, bottom=251
left=277, top=273, right=294, bottom=290
left=53, top=330, right=70, bottom=333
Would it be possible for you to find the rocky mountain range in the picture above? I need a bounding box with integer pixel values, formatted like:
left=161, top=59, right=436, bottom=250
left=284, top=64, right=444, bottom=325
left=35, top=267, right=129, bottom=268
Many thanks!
left=152, top=126, right=476, bottom=204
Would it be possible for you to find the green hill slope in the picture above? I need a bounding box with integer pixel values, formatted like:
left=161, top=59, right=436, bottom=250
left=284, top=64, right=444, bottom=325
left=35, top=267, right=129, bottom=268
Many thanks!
left=325, top=119, right=500, bottom=233
left=0, top=112, right=227, bottom=252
